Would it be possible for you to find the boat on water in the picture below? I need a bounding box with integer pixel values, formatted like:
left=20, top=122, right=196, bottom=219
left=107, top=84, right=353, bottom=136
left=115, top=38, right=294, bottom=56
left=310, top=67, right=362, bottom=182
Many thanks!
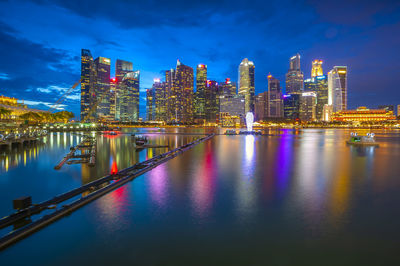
left=135, top=135, right=148, bottom=146
left=346, top=132, right=379, bottom=146
left=224, top=129, right=237, bottom=135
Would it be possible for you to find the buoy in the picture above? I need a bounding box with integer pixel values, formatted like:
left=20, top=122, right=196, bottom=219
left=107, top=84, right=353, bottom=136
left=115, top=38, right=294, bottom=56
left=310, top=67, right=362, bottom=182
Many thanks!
left=111, top=161, right=118, bottom=175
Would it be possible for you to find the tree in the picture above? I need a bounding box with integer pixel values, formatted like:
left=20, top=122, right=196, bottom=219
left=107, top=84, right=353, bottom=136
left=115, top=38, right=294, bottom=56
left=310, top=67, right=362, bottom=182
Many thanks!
left=53, top=111, right=74, bottom=123
left=19, top=112, right=43, bottom=123
left=0, top=107, right=12, bottom=119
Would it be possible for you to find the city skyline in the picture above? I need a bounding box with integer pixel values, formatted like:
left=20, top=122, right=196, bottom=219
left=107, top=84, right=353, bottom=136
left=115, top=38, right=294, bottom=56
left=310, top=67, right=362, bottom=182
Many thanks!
left=0, top=0, right=399, bottom=118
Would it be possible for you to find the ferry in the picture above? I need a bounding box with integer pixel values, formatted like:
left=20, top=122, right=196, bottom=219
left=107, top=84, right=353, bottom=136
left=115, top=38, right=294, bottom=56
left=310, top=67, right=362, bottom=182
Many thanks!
left=224, top=129, right=237, bottom=135
left=346, top=132, right=379, bottom=147
left=135, top=135, right=148, bottom=146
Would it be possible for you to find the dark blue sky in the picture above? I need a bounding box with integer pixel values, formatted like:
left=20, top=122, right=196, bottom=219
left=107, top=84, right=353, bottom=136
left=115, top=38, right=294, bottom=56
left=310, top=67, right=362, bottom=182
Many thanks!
left=0, top=0, right=399, bottom=118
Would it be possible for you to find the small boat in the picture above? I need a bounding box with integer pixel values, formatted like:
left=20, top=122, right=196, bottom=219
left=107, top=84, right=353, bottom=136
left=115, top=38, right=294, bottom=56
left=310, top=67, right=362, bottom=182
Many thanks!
left=224, top=129, right=237, bottom=135
left=135, top=135, right=148, bottom=146
left=346, top=132, right=379, bottom=146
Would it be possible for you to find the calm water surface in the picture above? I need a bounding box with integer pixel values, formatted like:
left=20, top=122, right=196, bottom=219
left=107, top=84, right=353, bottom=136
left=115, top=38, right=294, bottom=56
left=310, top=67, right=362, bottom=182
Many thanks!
left=0, top=128, right=400, bottom=265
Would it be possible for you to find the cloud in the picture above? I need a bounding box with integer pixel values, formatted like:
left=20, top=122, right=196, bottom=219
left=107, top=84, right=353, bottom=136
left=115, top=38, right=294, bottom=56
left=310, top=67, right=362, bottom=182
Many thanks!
left=23, top=99, right=67, bottom=110
left=0, top=73, right=10, bottom=80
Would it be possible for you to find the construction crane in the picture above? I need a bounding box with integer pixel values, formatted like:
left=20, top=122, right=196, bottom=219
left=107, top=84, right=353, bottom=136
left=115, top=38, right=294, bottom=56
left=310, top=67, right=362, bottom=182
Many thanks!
left=48, top=79, right=81, bottom=113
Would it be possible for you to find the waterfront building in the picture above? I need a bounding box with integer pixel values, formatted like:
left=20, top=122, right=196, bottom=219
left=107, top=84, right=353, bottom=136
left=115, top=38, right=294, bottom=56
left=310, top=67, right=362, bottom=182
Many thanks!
left=283, top=93, right=301, bottom=120
left=220, top=78, right=237, bottom=95
left=153, top=79, right=167, bottom=122
left=205, top=80, right=219, bottom=123
left=254, top=92, right=268, bottom=121
left=194, top=64, right=207, bottom=122
left=300, top=92, right=317, bottom=121
left=119, top=71, right=140, bottom=122
left=267, top=74, right=283, bottom=118
left=146, top=87, right=155, bottom=121
left=304, top=75, right=328, bottom=121
left=219, top=94, right=245, bottom=126
left=285, top=54, right=304, bottom=94
left=0, top=95, right=49, bottom=119
left=332, top=106, right=396, bottom=122
left=115, top=59, right=134, bottom=120
left=109, top=78, right=116, bottom=120
left=328, top=66, right=347, bottom=112
left=311, top=60, right=323, bottom=77
left=165, top=60, right=194, bottom=123
left=93, top=57, right=111, bottom=120
left=80, top=49, right=95, bottom=121
left=238, top=58, right=255, bottom=114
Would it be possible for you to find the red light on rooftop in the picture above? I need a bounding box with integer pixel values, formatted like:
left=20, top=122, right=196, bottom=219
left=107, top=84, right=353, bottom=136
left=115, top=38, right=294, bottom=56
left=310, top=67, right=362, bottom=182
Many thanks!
left=111, top=78, right=116, bottom=83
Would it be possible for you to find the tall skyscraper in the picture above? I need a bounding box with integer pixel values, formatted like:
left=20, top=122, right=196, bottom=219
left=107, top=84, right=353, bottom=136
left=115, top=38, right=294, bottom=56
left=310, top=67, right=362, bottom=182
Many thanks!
left=119, top=71, right=140, bottom=122
left=328, top=66, right=347, bottom=112
left=146, top=87, right=155, bottom=121
left=283, top=93, right=301, bottom=120
left=220, top=78, right=237, bottom=95
left=267, top=75, right=283, bottom=118
left=205, top=80, right=219, bottom=123
left=153, top=78, right=167, bottom=122
left=311, top=60, right=323, bottom=77
left=195, top=64, right=207, bottom=121
left=254, top=92, right=268, bottom=121
left=285, top=54, right=304, bottom=94
left=165, top=60, right=194, bottom=123
left=80, top=49, right=95, bottom=121
left=238, top=58, right=255, bottom=114
left=94, top=57, right=111, bottom=120
left=304, top=75, right=328, bottom=121
left=115, top=59, right=133, bottom=120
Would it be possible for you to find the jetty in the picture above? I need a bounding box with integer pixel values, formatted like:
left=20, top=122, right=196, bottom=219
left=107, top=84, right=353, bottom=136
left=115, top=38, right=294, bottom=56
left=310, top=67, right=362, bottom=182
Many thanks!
left=54, top=136, right=96, bottom=169
left=0, top=133, right=215, bottom=250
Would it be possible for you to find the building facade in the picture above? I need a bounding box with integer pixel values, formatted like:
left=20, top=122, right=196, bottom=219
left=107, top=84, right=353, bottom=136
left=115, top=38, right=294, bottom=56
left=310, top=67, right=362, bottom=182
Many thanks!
left=115, top=59, right=134, bottom=120
left=332, top=107, right=395, bottom=122
left=311, top=60, right=323, bottom=78
left=328, top=66, right=347, bottom=112
left=153, top=79, right=167, bottom=122
left=283, top=93, right=301, bottom=120
left=267, top=75, right=283, bottom=118
left=195, top=64, right=207, bottom=121
left=205, top=80, right=219, bottom=123
left=238, top=58, right=255, bottom=114
left=146, top=87, right=155, bottom=121
left=300, top=92, right=317, bottom=121
left=119, top=71, right=140, bottom=122
left=254, top=92, right=268, bottom=121
left=304, top=75, right=328, bottom=121
left=80, top=49, right=95, bottom=121
left=93, top=57, right=111, bottom=120
left=285, top=54, right=304, bottom=94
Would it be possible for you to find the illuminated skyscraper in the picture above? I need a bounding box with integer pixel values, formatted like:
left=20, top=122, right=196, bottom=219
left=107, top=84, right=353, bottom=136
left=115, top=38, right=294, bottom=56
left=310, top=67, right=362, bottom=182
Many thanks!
left=146, top=87, right=155, bottom=121
left=165, top=60, right=194, bottom=123
left=267, top=74, right=283, bottom=118
left=153, top=78, right=167, bottom=122
left=254, top=92, right=268, bottom=121
left=238, top=58, right=255, bottom=114
left=311, top=60, right=323, bottom=77
left=285, top=54, right=304, bottom=94
left=115, top=59, right=133, bottom=120
left=328, top=66, right=347, bottom=112
left=109, top=78, right=117, bottom=119
left=94, top=57, right=111, bottom=120
left=195, top=64, right=207, bottom=121
left=119, top=71, right=140, bottom=122
left=300, top=92, right=317, bottom=121
left=80, top=49, right=95, bottom=121
left=220, top=78, right=237, bottom=95
left=205, top=80, right=219, bottom=123
left=304, top=75, right=328, bottom=121
left=283, top=93, right=301, bottom=120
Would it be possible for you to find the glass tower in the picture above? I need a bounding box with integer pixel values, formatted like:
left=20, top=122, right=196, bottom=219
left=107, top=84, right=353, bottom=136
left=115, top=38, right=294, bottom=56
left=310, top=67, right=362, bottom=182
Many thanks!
left=238, top=58, right=255, bottom=114
left=285, top=54, right=304, bottom=94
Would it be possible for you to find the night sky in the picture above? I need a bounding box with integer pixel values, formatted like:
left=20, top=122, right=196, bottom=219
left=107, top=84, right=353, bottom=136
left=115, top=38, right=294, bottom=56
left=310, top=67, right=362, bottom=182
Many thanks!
left=0, top=0, right=399, bottom=118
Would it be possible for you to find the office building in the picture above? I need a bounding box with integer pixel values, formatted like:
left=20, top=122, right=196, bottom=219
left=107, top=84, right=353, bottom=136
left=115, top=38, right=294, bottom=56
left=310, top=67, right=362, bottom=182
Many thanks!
left=80, top=49, right=95, bottom=121
left=119, top=71, right=140, bottom=122
left=220, top=78, right=237, bottom=95
left=146, top=87, right=155, bottom=121
left=195, top=64, right=207, bottom=121
left=328, top=66, right=347, bottom=112
left=267, top=74, right=283, bottom=118
left=153, top=79, right=167, bottom=122
left=115, top=60, right=134, bottom=120
left=300, top=92, right=317, bottom=121
left=254, top=92, right=268, bottom=121
left=285, top=54, right=304, bottom=94
left=205, top=80, right=219, bottom=123
left=94, top=57, right=111, bottom=120
left=283, top=93, right=301, bottom=120
left=304, top=75, right=328, bottom=121
left=238, top=58, right=255, bottom=114
left=165, top=60, right=194, bottom=123
left=311, top=60, right=323, bottom=77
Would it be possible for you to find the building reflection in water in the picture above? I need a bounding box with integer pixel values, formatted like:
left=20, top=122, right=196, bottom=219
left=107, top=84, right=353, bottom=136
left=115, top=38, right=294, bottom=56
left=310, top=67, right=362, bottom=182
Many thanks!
left=149, top=163, right=169, bottom=209
left=191, top=143, right=216, bottom=219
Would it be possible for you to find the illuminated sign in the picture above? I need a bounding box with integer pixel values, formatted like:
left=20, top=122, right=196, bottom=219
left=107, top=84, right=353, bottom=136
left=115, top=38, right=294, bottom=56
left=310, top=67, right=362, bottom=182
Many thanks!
left=302, top=92, right=316, bottom=97
left=283, top=94, right=291, bottom=98
left=338, top=70, right=347, bottom=74
left=316, top=75, right=326, bottom=79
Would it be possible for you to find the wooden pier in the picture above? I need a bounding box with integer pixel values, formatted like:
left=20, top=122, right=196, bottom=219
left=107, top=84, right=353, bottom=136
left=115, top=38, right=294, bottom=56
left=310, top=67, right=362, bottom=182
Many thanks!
left=0, top=134, right=214, bottom=250
left=54, top=136, right=96, bottom=170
